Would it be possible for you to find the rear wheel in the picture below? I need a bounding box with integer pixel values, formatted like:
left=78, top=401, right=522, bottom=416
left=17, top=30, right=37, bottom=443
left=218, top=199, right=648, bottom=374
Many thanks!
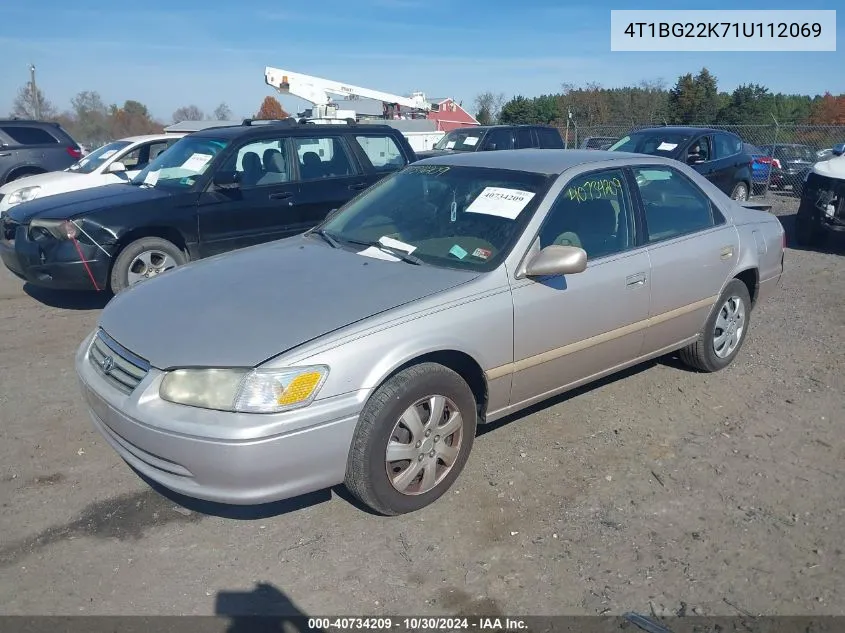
left=109, top=237, right=186, bottom=294
left=679, top=279, right=751, bottom=373
left=730, top=182, right=749, bottom=201
left=344, top=362, right=477, bottom=515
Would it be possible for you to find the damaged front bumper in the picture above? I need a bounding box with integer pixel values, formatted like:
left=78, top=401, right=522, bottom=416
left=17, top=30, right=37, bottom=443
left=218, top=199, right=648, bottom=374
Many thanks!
left=0, top=216, right=115, bottom=291
left=801, top=174, right=845, bottom=233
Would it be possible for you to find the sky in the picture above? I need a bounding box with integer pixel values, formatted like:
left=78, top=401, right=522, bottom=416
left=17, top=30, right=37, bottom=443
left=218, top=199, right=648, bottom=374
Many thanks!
left=0, top=0, right=842, bottom=123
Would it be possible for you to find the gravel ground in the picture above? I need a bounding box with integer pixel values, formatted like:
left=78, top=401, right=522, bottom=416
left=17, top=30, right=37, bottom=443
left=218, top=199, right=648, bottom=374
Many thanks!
left=1, top=193, right=843, bottom=618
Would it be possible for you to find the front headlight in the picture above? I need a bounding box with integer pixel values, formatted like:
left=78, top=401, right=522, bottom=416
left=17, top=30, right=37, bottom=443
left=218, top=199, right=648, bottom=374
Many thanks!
left=7, top=186, right=41, bottom=206
left=159, top=365, right=330, bottom=413
left=29, top=218, right=78, bottom=241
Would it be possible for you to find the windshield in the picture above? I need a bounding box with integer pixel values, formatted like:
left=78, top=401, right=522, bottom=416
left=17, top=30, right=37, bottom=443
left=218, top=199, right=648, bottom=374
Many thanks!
left=609, top=132, right=691, bottom=156
left=433, top=129, right=484, bottom=151
left=320, top=164, right=553, bottom=272
left=132, top=136, right=229, bottom=190
left=67, top=141, right=132, bottom=174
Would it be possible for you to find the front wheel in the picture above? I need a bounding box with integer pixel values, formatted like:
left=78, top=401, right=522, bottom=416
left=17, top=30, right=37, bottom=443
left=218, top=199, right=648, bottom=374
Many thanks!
left=109, top=237, right=186, bottom=293
left=344, top=362, right=477, bottom=515
left=795, top=200, right=826, bottom=247
left=678, top=279, right=752, bottom=373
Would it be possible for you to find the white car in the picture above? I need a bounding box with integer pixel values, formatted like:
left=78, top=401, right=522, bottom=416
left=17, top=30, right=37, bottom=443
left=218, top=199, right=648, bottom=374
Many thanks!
left=0, top=133, right=185, bottom=215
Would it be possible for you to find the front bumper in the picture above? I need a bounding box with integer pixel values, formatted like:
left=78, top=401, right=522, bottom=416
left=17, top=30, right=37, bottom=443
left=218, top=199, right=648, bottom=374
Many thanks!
left=75, top=330, right=366, bottom=505
left=0, top=223, right=111, bottom=291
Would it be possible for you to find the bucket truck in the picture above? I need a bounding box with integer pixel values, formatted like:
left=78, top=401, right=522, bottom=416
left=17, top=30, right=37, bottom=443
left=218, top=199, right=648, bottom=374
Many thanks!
left=264, top=67, right=439, bottom=123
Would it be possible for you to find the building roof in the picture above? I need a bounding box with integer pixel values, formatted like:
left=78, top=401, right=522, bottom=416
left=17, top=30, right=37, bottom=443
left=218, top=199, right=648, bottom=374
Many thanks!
left=163, top=120, right=243, bottom=133
left=414, top=148, right=659, bottom=175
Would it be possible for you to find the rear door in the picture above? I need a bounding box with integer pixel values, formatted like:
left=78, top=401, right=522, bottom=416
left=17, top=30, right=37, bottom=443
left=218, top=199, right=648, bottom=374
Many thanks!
left=290, top=133, right=371, bottom=226
left=712, top=132, right=747, bottom=195
left=629, top=164, right=739, bottom=354
left=196, top=134, right=302, bottom=257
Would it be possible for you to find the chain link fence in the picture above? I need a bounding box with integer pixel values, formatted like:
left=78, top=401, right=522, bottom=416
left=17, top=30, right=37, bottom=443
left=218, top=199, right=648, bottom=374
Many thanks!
left=557, top=123, right=845, bottom=196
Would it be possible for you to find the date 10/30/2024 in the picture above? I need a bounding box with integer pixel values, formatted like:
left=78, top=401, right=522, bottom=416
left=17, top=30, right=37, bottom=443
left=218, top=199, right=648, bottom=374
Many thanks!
left=306, top=616, right=528, bottom=631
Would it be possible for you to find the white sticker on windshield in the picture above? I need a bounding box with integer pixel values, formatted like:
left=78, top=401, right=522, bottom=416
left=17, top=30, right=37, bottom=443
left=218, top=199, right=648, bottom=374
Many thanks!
left=100, top=150, right=118, bottom=160
left=463, top=136, right=479, bottom=146
left=181, top=153, right=213, bottom=172
left=657, top=142, right=678, bottom=151
left=465, top=187, right=535, bottom=220
left=143, top=170, right=160, bottom=186
left=445, top=141, right=456, bottom=149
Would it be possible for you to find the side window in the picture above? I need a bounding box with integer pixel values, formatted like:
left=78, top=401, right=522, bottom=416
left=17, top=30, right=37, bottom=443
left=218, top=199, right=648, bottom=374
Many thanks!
left=483, top=129, right=515, bottom=151
left=220, top=138, right=294, bottom=188
left=632, top=166, right=723, bottom=243
left=538, top=168, right=634, bottom=260
left=537, top=128, right=564, bottom=148
left=352, top=134, right=407, bottom=172
left=515, top=127, right=534, bottom=149
left=687, top=136, right=712, bottom=163
left=147, top=141, right=171, bottom=162
left=714, top=133, right=740, bottom=159
left=117, top=146, right=142, bottom=169
left=293, top=136, right=356, bottom=180
left=0, top=126, right=59, bottom=146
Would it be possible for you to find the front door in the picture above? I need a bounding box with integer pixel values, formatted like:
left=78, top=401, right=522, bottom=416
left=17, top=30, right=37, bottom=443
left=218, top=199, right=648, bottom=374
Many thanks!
left=509, top=167, right=651, bottom=406
left=711, top=132, right=746, bottom=196
left=197, top=136, right=303, bottom=258
left=686, top=134, right=716, bottom=185
left=630, top=164, right=739, bottom=353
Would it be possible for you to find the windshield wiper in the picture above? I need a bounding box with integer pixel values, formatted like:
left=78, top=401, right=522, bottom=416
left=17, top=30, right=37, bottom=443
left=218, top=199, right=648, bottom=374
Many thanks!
left=341, top=237, right=423, bottom=265
left=307, top=228, right=341, bottom=249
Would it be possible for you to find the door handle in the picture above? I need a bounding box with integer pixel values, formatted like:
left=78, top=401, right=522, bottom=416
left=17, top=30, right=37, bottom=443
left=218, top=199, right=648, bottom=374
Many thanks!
left=0, top=152, right=11, bottom=157
left=268, top=192, right=293, bottom=200
left=348, top=182, right=368, bottom=191
left=626, top=272, right=646, bottom=286
left=720, top=245, right=734, bottom=260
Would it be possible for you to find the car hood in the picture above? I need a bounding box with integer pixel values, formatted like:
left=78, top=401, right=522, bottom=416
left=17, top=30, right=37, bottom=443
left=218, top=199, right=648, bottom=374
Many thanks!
left=98, top=236, right=481, bottom=369
left=812, top=155, right=845, bottom=179
left=0, top=170, right=81, bottom=194
left=7, top=183, right=169, bottom=224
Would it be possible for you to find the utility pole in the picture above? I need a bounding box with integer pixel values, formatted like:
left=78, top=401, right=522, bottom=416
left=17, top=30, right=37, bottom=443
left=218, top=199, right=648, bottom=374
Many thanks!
left=29, top=64, right=40, bottom=119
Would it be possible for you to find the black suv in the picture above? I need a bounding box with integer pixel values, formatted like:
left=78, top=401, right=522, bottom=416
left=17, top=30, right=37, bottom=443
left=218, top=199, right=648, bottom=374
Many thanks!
left=758, top=143, right=818, bottom=194
left=0, top=119, right=83, bottom=185
left=609, top=126, right=754, bottom=200
left=416, top=124, right=564, bottom=159
left=1, top=119, right=416, bottom=294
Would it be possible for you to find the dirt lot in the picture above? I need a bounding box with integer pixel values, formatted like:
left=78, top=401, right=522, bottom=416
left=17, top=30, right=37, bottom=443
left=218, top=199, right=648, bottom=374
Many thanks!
left=1, top=193, right=843, bottom=619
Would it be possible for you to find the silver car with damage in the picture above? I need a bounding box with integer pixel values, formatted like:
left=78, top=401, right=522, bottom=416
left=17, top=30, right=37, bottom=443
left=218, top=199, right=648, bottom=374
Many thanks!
left=75, top=149, right=786, bottom=515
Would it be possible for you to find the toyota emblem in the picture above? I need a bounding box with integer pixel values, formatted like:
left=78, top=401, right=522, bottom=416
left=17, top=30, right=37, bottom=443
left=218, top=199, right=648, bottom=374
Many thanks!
left=101, top=355, right=114, bottom=374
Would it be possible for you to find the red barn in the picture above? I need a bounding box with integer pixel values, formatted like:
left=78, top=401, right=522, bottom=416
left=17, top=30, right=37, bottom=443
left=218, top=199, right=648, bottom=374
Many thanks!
left=427, top=98, right=479, bottom=132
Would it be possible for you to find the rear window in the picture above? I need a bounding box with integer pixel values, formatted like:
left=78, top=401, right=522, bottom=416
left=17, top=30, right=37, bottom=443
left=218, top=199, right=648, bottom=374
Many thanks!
left=1, top=126, right=60, bottom=146
left=352, top=134, right=408, bottom=172
left=774, top=146, right=816, bottom=162
left=537, top=128, right=564, bottom=148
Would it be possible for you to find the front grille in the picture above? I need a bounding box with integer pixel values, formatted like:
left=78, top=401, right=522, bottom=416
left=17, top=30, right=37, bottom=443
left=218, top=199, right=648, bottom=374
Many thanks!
left=88, top=330, right=150, bottom=394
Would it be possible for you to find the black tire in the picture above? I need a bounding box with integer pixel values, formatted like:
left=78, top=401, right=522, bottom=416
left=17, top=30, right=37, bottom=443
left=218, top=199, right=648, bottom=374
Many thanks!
left=679, top=279, right=752, bottom=373
left=109, top=237, right=186, bottom=294
left=344, top=362, right=477, bottom=516
left=794, top=199, right=826, bottom=247
left=730, top=181, right=749, bottom=201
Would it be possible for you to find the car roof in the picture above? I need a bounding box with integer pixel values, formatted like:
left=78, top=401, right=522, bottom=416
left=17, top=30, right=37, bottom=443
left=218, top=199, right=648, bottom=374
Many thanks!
left=416, top=148, right=661, bottom=175
left=119, top=133, right=186, bottom=144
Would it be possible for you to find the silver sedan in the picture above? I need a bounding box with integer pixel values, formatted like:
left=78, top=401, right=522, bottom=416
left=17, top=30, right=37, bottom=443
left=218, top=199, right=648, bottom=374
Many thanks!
left=75, top=149, right=785, bottom=515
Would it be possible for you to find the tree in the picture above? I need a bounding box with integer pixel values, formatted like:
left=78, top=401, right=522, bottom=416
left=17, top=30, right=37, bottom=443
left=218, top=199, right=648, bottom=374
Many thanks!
left=213, top=103, right=233, bottom=120
left=108, top=100, right=162, bottom=138
left=473, top=91, right=506, bottom=125
left=255, top=96, right=288, bottom=120
left=498, top=96, right=537, bottom=124
left=172, top=105, right=205, bottom=123
left=11, top=82, right=57, bottom=120
left=809, top=93, right=845, bottom=125
left=667, top=67, right=720, bottom=124
left=69, top=91, right=110, bottom=146
left=718, top=84, right=773, bottom=125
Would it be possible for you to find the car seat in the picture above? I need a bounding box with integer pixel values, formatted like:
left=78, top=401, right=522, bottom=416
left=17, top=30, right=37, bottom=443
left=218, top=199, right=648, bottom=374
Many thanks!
left=301, top=152, right=323, bottom=179
left=241, top=152, right=264, bottom=186
left=573, top=199, right=619, bottom=257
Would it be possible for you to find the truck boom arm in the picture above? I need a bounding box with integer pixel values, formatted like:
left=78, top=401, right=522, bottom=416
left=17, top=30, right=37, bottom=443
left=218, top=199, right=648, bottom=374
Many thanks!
left=265, top=67, right=438, bottom=112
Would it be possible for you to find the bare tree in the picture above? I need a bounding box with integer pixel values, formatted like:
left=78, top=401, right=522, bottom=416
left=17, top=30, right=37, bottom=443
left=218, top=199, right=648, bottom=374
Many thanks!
left=473, top=91, right=506, bottom=124
left=172, top=105, right=205, bottom=123
left=69, top=91, right=110, bottom=146
left=213, top=103, right=233, bottom=120
left=11, top=82, right=57, bottom=119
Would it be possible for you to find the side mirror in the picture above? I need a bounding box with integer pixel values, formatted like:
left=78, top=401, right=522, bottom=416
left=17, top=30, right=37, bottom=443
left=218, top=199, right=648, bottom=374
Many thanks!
left=213, top=171, right=241, bottom=189
left=524, top=245, right=587, bottom=277
left=833, top=143, right=845, bottom=157
left=107, top=161, right=126, bottom=173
